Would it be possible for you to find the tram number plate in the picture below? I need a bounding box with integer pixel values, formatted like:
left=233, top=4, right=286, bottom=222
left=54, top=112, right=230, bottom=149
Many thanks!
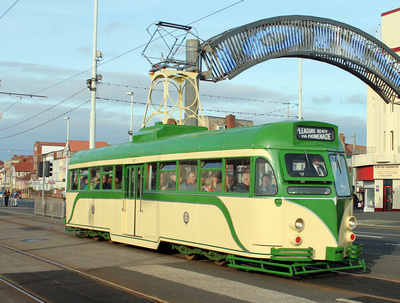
left=296, top=126, right=335, bottom=141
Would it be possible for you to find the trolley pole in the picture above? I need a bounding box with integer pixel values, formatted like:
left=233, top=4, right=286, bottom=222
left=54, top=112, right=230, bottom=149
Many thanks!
left=298, top=58, right=302, bottom=120
left=127, top=92, right=134, bottom=141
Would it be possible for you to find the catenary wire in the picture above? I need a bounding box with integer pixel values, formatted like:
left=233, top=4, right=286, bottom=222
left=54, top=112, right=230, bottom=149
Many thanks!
left=0, top=87, right=88, bottom=132
left=0, top=0, right=19, bottom=20
left=96, top=96, right=293, bottom=119
left=0, top=100, right=90, bottom=141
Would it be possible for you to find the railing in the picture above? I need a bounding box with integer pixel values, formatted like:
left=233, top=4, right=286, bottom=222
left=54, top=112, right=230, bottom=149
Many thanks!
left=352, top=146, right=375, bottom=155
left=34, top=198, right=65, bottom=219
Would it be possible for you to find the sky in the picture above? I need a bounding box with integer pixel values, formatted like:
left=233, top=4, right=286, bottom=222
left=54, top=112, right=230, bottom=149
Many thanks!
left=0, top=0, right=399, bottom=162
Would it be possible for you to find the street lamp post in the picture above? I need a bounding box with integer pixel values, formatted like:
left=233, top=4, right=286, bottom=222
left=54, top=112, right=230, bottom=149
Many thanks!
left=127, top=92, right=134, bottom=141
left=64, top=117, right=70, bottom=186
left=8, top=150, right=12, bottom=192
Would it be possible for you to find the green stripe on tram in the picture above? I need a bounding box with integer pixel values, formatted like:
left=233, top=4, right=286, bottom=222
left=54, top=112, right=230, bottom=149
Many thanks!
left=67, top=192, right=248, bottom=252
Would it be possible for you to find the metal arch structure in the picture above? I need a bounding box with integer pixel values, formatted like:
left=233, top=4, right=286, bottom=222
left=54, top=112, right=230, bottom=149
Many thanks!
left=199, top=15, right=400, bottom=104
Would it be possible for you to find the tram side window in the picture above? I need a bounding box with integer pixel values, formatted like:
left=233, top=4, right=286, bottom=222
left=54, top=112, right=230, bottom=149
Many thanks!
left=147, top=163, right=157, bottom=190
left=69, top=169, right=78, bottom=190
left=79, top=169, right=88, bottom=190
left=179, top=160, right=197, bottom=191
left=159, top=162, right=177, bottom=191
left=89, top=167, right=100, bottom=190
left=225, top=158, right=250, bottom=193
left=101, top=166, right=113, bottom=189
left=114, top=165, right=122, bottom=190
left=255, top=158, right=277, bottom=196
left=200, top=159, right=222, bottom=192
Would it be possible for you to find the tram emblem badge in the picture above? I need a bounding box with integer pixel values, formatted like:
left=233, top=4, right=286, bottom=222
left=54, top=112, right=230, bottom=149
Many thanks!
left=183, top=211, right=189, bottom=224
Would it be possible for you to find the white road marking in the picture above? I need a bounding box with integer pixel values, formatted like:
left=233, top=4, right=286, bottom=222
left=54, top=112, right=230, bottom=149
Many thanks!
left=356, top=234, right=384, bottom=239
left=124, top=264, right=315, bottom=303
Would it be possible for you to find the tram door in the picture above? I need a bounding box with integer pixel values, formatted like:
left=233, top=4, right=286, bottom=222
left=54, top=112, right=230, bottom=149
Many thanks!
left=383, top=185, right=393, bottom=211
left=123, top=165, right=144, bottom=236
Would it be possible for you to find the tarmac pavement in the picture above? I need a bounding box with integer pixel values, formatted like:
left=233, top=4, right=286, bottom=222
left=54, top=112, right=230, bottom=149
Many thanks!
left=354, top=210, right=400, bottom=229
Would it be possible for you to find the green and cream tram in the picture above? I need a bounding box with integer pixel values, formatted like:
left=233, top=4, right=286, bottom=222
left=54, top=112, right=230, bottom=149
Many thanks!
left=65, top=120, right=365, bottom=276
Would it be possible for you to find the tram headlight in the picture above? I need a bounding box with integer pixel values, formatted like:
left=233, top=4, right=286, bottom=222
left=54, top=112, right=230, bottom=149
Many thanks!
left=346, top=216, right=357, bottom=230
left=289, top=218, right=304, bottom=231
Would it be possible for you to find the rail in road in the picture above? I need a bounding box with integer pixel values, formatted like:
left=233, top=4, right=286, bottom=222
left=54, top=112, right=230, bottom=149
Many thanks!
left=1, top=207, right=400, bottom=302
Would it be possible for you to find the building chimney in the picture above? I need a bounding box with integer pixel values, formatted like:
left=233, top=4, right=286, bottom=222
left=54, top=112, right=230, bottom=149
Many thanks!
left=226, top=114, right=236, bottom=129
left=339, top=133, right=345, bottom=144
left=167, top=118, right=177, bottom=125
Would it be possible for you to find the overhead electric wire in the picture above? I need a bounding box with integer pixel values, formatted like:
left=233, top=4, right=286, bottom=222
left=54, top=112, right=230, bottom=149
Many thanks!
left=97, top=96, right=293, bottom=119
left=0, top=87, right=88, bottom=132
left=0, top=0, right=19, bottom=20
left=0, top=99, right=90, bottom=141
left=100, top=81, right=293, bottom=106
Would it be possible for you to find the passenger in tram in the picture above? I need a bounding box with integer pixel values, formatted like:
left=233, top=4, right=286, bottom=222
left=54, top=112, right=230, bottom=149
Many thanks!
left=180, top=171, right=197, bottom=191
left=226, top=175, right=236, bottom=192
left=81, top=177, right=88, bottom=190
left=235, top=172, right=250, bottom=193
left=304, top=155, right=326, bottom=177
left=92, top=177, right=100, bottom=189
left=258, top=174, right=276, bottom=195
left=165, top=172, right=177, bottom=190
left=210, top=172, right=222, bottom=192
left=114, top=177, right=121, bottom=189
left=102, top=175, right=111, bottom=189
left=203, top=178, right=214, bottom=192
left=159, top=172, right=170, bottom=190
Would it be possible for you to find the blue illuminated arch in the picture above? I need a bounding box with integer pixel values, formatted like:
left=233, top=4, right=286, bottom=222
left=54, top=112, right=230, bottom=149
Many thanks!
left=199, top=15, right=400, bottom=104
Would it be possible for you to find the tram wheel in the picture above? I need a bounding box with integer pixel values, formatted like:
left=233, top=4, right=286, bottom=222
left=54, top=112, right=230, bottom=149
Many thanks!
left=214, top=260, right=227, bottom=266
left=185, top=254, right=198, bottom=260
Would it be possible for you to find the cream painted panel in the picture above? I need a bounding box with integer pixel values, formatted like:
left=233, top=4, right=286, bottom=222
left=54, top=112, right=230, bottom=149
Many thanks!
left=251, top=198, right=283, bottom=246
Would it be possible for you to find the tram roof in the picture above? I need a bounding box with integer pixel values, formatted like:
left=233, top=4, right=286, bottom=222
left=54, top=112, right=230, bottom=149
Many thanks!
left=69, top=120, right=342, bottom=165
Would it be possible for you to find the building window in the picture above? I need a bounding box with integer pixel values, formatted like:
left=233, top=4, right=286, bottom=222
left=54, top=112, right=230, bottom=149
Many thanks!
left=391, top=130, right=394, bottom=151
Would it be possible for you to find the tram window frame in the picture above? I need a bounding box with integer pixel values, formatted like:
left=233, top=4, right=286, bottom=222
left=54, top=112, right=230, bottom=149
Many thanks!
left=158, top=161, right=177, bottom=191
left=179, top=160, right=198, bottom=191
left=329, top=154, right=351, bottom=197
left=79, top=168, right=89, bottom=190
left=255, top=158, right=277, bottom=196
left=200, top=159, right=223, bottom=193
left=287, top=186, right=331, bottom=195
left=147, top=163, right=157, bottom=191
left=284, top=153, right=327, bottom=178
left=69, top=169, right=78, bottom=190
left=225, top=158, right=251, bottom=194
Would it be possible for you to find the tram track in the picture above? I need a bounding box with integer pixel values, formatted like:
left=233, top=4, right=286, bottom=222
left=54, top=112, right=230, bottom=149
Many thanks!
left=0, top=276, right=46, bottom=302
left=0, top=242, right=167, bottom=303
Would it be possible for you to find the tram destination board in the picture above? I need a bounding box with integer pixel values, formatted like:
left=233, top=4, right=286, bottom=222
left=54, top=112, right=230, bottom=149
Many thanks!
left=296, top=125, right=335, bottom=141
